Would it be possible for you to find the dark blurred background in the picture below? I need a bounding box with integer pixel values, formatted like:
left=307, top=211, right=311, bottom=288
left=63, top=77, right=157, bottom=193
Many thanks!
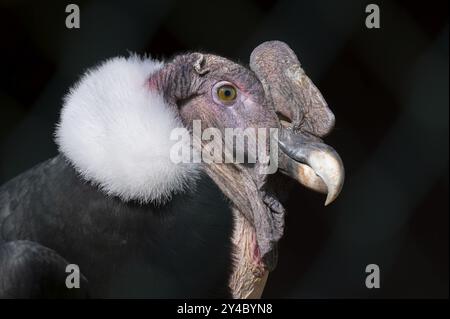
left=0, top=0, right=448, bottom=298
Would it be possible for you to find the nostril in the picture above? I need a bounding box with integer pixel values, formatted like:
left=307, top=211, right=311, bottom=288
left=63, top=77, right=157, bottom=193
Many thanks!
left=276, top=111, right=292, bottom=128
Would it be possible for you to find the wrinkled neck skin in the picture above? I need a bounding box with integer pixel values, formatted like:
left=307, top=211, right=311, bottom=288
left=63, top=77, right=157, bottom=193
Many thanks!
left=189, top=122, right=284, bottom=298
left=203, top=163, right=273, bottom=299
left=229, top=209, right=268, bottom=299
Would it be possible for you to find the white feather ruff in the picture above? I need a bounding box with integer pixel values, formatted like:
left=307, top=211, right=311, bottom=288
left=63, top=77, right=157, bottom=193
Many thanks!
left=55, top=55, right=199, bottom=204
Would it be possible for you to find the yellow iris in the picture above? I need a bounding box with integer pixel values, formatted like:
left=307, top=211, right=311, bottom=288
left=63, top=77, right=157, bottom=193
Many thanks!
left=217, top=85, right=237, bottom=102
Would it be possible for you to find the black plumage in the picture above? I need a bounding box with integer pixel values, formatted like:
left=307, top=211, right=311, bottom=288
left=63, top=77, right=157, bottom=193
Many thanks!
left=0, top=155, right=233, bottom=298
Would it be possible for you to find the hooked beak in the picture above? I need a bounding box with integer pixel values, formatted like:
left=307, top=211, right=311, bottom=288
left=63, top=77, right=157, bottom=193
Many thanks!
left=250, top=40, right=344, bottom=205
left=277, top=129, right=344, bottom=205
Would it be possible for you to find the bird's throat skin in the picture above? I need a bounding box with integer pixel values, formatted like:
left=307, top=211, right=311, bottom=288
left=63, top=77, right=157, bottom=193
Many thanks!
left=229, top=209, right=268, bottom=299
left=203, top=163, right=281, bottom=299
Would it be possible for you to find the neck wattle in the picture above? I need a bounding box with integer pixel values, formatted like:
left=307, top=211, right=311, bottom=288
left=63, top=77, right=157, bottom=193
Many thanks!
left=203, top=163, right=269, bottom=299
left=229, top=208, right=269, bottom=299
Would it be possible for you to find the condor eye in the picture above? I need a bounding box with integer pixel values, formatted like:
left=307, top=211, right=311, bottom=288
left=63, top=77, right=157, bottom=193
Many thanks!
left=217, top=85, right=237, bottom=101
left=212, top=81, right=238, bottom=106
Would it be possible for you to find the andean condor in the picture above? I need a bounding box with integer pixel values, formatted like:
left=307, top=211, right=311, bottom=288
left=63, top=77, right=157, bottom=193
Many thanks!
left=0, top=41, right=344, bottom=298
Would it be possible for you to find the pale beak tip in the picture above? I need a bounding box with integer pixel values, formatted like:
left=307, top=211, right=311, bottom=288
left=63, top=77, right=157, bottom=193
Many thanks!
left=323, top=178, right=344, bottom=206
left=324, top=195, right=334, bottom=206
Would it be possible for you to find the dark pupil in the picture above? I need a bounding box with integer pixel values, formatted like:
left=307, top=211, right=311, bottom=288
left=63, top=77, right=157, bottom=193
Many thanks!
left=224, top=89, right=231, bottom=96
